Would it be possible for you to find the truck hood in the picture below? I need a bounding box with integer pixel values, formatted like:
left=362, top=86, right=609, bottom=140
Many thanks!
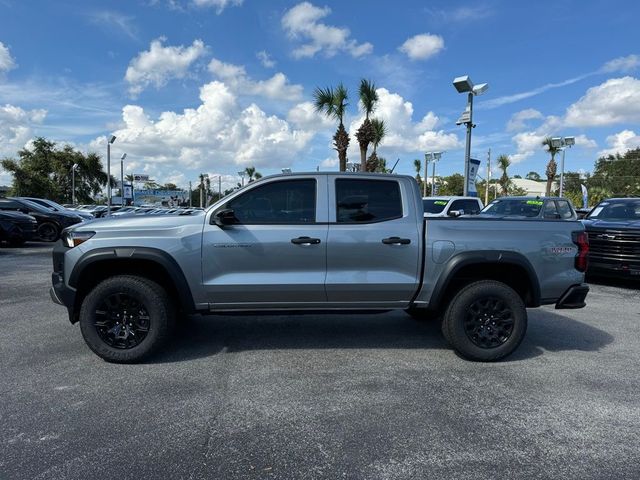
left=583, top=219, right=640, bottom=230
left=71, top=212, right=206, bottom=232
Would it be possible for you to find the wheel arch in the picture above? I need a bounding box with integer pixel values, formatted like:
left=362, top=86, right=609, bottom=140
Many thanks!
left=68, top=247, right=196, bottom=323
left=426, top=251, right=541, bottom=311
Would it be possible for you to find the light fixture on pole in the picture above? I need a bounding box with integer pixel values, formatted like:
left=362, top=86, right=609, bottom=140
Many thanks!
left=106, top=135, right=116, bottom=216
left=453, top=75, right=489, bottom=196
left=427, top=152, right=442, bottom=196
left=71, top=163, right=79, bottom=205
left=238, top=170, right=246, bottom=187
left=120, top=153, right=127, bottom=206
left=550, top=136, right=575, bottom=197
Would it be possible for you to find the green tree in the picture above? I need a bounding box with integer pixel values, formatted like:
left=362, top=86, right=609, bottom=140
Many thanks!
left=366, top=118, right=386, bottom=172
left=355, top=79, right=379, bottom=172
left=162, top=183, right=178, bottom=191
left=496, top=154, right=511, bottom=196
left=244, top=166, right=262, bottom=182
left=413, top=158, right=425, bottom=195
left=1, top=137, right=108, bottom=203
left=542, top=137, right=561, bottom=196
left=525, top=171, right=541, bottom=181
left=313, top=83, right=349, bottom=172
left=588, top=147, right=640, bottom=197
left=439, top=173, right=464, bottom=196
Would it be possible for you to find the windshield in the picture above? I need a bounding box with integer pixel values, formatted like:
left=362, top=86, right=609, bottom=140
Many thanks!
left=481, top=199, right=543, bottom=217
left=423, top=199, right=448, bottom=214
left=587, top=199, right=640, bottom=221
left=17, top=198, right=50, bottom=213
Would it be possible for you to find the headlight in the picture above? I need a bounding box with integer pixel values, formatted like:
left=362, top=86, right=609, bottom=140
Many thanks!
left=62, top=230, right=95, bottom=248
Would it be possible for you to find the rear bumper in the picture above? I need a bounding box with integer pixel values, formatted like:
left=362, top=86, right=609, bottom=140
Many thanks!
left=555, top=283, right=589, bottom=309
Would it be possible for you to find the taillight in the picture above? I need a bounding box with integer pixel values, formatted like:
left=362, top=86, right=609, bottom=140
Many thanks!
left=572, top=231, right=589, bottom=272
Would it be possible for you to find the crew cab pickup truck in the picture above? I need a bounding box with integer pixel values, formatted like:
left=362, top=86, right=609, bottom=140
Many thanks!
left=50, top=173, right=589, bottom=363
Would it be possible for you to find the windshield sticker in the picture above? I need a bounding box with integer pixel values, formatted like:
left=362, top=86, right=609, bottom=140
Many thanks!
left=433, top=201, right=448, bottom=206
left=526, top=200, right=543, bottom=206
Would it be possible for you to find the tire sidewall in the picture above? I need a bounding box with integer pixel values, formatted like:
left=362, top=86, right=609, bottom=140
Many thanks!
left=445, top=281, right=527, bottom=361
left=38, top=222, right=59, bottom=242
left=79, top=276, right=171, bottom=363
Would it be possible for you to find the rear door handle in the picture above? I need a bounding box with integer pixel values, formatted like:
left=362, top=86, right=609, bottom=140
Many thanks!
left=382, top=237, right=411, bottom=245
left=291, top=236, right=321, bottom=245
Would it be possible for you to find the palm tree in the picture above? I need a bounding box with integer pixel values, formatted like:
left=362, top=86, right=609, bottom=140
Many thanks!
left=542, top=137, right=561, bottom=196
left=355, top=79, right=379, bottom=172
left=313, top=83, right=349, bottom=172
left=413, top=158, right=425, bottom=195
left=365, top=118, right=386, bottom=172
left=497, top=154, right=511, bottom=196
left=244, top=166, right=262, bottom=182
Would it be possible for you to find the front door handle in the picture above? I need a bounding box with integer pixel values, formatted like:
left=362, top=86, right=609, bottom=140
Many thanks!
left=291, top=236, right=321, bottom=245
left=382, top=237, right=411, bottom=245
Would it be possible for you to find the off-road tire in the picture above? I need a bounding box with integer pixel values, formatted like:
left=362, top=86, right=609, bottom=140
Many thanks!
left=79, top=275, right=176, bottom=363
left=442, top=280, right=527, bottom=362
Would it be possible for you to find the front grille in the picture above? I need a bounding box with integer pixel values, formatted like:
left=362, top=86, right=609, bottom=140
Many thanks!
left=587, top=229, right=640, bottom=260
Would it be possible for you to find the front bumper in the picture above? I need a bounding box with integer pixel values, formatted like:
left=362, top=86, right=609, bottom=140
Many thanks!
left=588, top=258, right=640, bottom=278
left=555, top=283, right=589, bottom=309
left=51, top=241, right=77, bottom=323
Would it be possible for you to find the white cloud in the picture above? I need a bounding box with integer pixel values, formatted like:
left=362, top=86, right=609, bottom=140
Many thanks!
left=286, top=101, right=334, bottom=132
left=565, top=76, right=640, bottom=127
left=256, top=50, right=276, bottom=68
left=347, top=88, right=460, bottom=157
left=0, top=104, right=47, bottom=158
left=426, top=5, right=493, bottom=23
left=0, top=41, right=16, bottom=74
left=281, top=2, right=373, bottom=59
left=398, top=33, right=444, bottom=61
left=208, top=58, right=303, bottom=100
left=320, top=157, right=337, bottom=168
left=601, top=54, right=640, bottom=73
left=192, top=0, right=243, bottom=14
left=89, top=81, right=314, bottom=183
left=125, top=38, right=207, bottom=96
left=87, top=11, right=137, bottom=40
left=507, top=108, right=543, bottom=132
left=598, top=130, right=640, bottom=157
left=511, top=125, right=596, bottom=164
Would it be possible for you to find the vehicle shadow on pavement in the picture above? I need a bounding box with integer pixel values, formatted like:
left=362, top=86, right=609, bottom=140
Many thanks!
left=152, top=309, right=613, bottom=364
left=152, top=312, right=447, bottom=363
left=509, top=309, right=614, bottom=361
left=586, top=275, right=640, bottom=291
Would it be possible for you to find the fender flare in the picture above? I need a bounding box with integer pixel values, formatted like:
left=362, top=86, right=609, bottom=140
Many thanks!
left=426, top=250, right=541, bottom=310
left=69, top=246, right=196, bottom=312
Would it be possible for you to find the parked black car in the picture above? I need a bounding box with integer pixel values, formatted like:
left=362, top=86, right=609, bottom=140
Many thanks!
left=0, top=210, right=38, bottom=246
left=18, top=197, right=95, bottom=220
left=0, top=197, right=83, bottom=242
left=582, top=198, right=640, bottom=278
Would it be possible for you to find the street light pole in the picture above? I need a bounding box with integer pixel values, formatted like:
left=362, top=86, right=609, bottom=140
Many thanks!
left=559, top=148, right=566, bottom=197
left=453, top=76, right=488, bottom=197
left=463, top=92, right=473, bottom=196
left=485, top=149, right=491, bottom=206
left=71, top=163, right=78, bottom=205
left=423, top=153, right=429, bottom=197
left=120, top=153, right=127, bottom=206
left=106, top=135, right=116, bottom=216
left=550, top=136, right=575, bottom=197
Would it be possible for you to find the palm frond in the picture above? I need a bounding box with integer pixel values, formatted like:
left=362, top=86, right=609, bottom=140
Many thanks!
left=359, top=78, right=378, bottom=118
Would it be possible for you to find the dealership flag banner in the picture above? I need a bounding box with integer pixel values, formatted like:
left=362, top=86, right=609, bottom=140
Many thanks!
left=467, top=158, right=481, bottom=197
left=581, top=184, right=588, bottom=208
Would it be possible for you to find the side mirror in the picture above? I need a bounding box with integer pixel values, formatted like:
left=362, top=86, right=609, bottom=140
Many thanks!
left=20, top=208, right=30, bottom=215
left=448, top=209, right=464, bottom=217
left=212, top=208, right=237, bottom=227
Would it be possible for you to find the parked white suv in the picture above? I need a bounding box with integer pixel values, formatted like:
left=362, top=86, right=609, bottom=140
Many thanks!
left=422, top=196, right=484, bottom=217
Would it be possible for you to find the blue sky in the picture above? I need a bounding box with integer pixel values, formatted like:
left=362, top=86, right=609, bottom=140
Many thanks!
left=1, top=0, right=639, bottom=190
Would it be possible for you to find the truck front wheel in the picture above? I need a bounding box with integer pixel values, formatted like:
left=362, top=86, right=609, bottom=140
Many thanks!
left=442, top=280, right=527, bottom=362
left=79, top=275, right=176, bottom=363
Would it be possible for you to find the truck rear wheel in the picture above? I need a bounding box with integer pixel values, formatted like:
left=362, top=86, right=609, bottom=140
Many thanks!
left=79, top=275, right=176, bottom=363
left=442, top=280, right=527, bottom=361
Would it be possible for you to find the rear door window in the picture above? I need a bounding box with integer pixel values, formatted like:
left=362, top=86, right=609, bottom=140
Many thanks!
left=336, top=179, right=402, bottom=223
left=449, top=199, right=481, bottom=215
left=543, top=201, right=560, bottom=219
left=556, top=200, right=574, bottom=219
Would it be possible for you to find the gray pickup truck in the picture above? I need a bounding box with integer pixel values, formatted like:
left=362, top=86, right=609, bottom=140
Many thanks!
left=50, top=173, right=589, bottom=363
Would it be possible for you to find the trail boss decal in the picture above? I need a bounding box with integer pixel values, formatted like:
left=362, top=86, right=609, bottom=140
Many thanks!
left=548, top=246, right=575, bottom=254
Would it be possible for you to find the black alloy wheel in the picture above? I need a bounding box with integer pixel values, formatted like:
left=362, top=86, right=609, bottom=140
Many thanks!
left=94, top=293, right=151, bottom=349
left=37, top=222, right=59, bottom=242
left=464, top=297, right=515, bottom=348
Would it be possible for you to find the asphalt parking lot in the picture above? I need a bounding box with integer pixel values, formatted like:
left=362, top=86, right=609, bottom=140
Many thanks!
left=1, top=244, right=639, bottom=480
